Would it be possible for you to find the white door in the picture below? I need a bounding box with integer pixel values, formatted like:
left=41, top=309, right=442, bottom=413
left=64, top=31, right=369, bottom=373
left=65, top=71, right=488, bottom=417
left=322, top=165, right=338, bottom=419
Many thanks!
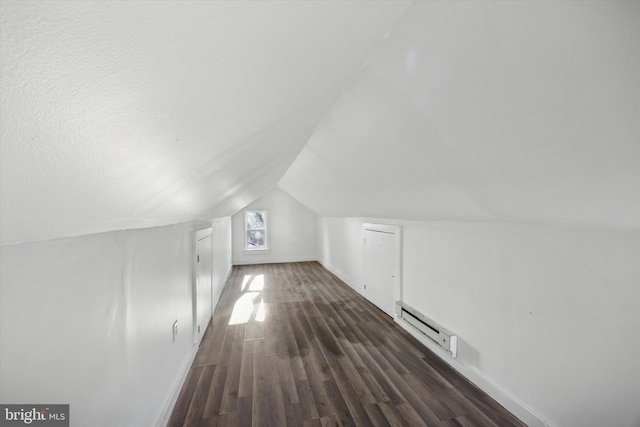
left=195, top=229, right=213, bottom=344
left=363, top=223, right=401, bottom=317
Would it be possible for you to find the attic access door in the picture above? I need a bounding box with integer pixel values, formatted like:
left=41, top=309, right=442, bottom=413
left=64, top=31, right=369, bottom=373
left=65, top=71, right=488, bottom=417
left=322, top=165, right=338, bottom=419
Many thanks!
left=195, top=228, right=213, bottom=345
left=363, top=223, right=402, bottom=317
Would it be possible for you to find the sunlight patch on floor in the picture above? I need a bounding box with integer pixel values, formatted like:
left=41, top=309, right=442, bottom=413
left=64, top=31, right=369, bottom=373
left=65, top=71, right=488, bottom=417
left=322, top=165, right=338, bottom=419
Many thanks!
left=231, top=274, right=266, bottom=325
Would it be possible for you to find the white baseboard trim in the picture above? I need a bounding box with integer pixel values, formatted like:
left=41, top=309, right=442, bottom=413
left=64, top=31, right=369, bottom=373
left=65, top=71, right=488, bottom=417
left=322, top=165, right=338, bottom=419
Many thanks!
left=396, top=317, right=551, bottom=427
left=224, top=264, right=233, bottom=284
left=319, top=259, right=550, bottom=427
left=232, top=256, right=317, bottom=265
left=317, top=260, right=359, bottom=293
left=154, top=343, right=199, bottom=427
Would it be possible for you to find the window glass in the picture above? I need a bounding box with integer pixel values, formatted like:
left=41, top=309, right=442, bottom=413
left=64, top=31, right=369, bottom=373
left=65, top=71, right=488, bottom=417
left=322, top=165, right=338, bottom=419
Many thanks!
left=245, top=211, right=268, bottom=250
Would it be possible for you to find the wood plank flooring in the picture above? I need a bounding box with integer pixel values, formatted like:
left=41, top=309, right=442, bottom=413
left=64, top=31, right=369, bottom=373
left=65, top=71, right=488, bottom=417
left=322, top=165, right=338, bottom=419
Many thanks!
left=168, top=262, right=526, bottom=427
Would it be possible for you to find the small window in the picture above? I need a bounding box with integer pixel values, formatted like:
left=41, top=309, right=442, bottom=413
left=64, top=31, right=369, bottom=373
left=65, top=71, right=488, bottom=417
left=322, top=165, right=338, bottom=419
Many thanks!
left=245, top=210, right=268, bottom=251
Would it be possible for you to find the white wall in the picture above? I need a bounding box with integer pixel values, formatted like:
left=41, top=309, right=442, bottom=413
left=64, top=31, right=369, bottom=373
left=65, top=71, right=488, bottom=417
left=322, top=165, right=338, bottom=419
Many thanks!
left=211, top=217, right=233, bottom=310
left=0, top=222, right=205, bottom=427
left=318, top=217, right=640, bottom=427
left=232, top=187, right=317, bottom=265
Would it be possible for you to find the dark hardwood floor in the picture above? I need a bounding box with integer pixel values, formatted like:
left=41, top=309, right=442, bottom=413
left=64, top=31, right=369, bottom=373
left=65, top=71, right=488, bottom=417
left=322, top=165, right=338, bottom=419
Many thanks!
left=168, top=262, right=526, bottom=427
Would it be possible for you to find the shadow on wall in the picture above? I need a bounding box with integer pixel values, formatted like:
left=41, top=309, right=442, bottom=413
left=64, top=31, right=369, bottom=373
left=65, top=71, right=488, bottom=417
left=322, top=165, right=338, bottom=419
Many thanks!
left=457, top=337, right=481, bottom=368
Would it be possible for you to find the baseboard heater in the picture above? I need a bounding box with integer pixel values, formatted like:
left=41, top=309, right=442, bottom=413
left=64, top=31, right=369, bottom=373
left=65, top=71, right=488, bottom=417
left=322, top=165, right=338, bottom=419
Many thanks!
left=396, top=301, right=458, bottom=358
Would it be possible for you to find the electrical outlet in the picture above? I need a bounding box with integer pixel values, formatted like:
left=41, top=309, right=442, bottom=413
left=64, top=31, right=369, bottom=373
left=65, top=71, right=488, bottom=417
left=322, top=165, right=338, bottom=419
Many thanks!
left=172, top=320, right=178, bottom=342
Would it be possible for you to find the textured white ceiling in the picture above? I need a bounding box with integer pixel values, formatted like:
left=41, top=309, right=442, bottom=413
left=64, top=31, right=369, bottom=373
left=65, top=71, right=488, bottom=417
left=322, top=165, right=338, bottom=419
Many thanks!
left=0, top=0, right=410, bottom=245
left=280, top=0, right=640, bottom=229
left=3, top=1, right=638, bottom=246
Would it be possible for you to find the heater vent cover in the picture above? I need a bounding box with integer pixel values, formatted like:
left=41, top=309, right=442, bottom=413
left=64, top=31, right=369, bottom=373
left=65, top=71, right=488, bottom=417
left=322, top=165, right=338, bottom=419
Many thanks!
left=396, top=301, right=458, bottom=357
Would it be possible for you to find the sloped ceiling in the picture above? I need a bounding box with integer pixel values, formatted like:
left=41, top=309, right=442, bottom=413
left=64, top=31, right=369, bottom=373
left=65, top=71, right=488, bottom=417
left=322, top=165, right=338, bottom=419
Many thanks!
left=0, top=0, right=410, bottom=245
left=279, top=1, right=640, bottom=229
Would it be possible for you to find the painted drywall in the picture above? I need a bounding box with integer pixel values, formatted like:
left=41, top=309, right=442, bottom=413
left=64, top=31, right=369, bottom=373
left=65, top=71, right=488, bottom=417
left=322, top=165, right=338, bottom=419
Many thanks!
left=281, top=0, right=640, bottom=229
left=232, top=187, right=317, bottom=265
left=0, top=0, right=410, bottom=246
left=316, top=217, right=365, bottom=289
left=0, top=222, right=200, bottom=427
left=211, top=217, right=233, bottom=310
left=317, top=217, right=640, bottom=427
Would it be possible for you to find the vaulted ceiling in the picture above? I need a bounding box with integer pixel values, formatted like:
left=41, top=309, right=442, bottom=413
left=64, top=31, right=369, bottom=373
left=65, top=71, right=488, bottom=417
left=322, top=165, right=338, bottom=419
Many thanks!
left=280, top=0, right=640, bottom=229
left=1, top=1, right=638, bottom=246
left=0, top=0, right=409, bottom=245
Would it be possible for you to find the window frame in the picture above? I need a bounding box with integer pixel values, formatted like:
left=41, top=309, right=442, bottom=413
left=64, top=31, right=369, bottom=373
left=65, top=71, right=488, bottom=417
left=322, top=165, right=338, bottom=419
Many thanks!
left=244, top=209, right=269, bottom=252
